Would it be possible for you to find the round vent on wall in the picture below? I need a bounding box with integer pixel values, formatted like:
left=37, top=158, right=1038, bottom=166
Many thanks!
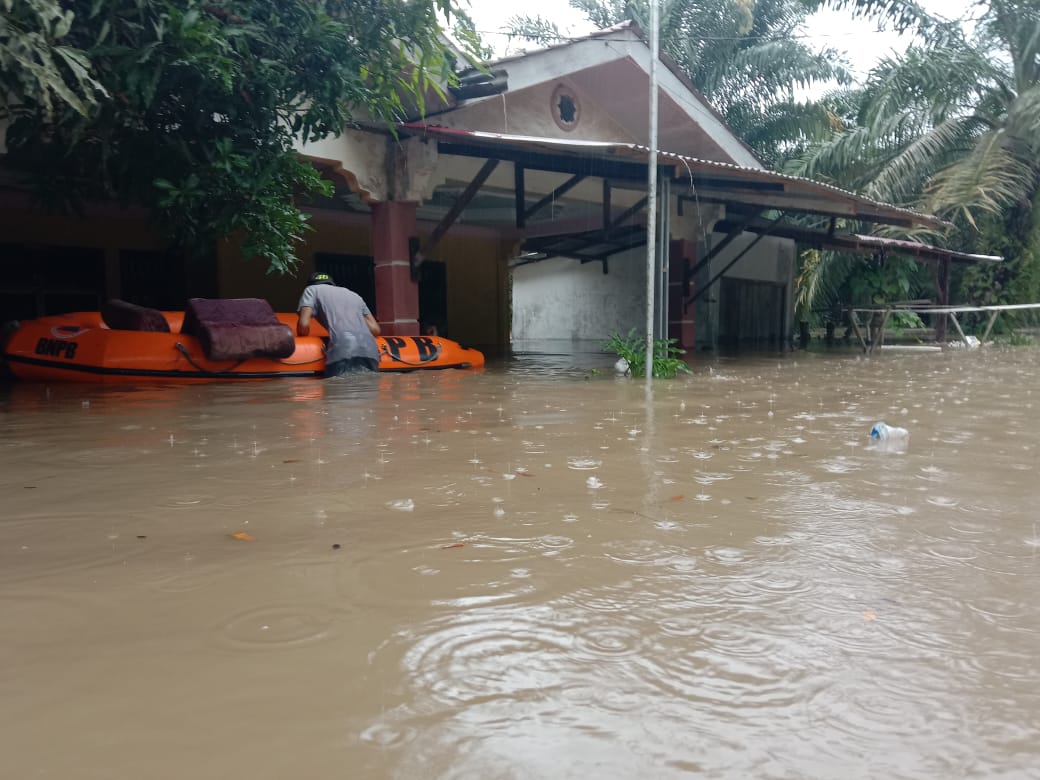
left=551, top=84, right=581, bottom=132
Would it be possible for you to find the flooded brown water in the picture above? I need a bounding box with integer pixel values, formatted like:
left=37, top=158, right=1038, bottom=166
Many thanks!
left=2, top=346, right=1039, bottom=779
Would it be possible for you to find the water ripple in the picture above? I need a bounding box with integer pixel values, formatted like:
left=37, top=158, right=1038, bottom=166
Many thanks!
left=216, top=602, right=352, bottom=651
left=0, top=514, right=150, bottom=582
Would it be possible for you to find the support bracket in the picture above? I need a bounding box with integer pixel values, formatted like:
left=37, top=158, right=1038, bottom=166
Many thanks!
left=410, top=158, right=500, bottom=280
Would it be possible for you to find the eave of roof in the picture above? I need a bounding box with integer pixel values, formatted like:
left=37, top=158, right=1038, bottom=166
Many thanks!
left=847, top=234, right=1002, bottom=263
left=479, top=21, right=637, bottom=69
left=712, top=216, right=1001, bottom=264
left=399, top=123, right=951, bottom=231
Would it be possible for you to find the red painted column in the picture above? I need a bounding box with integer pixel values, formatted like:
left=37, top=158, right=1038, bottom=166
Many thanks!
left=371, top=201, right=419, bottom=336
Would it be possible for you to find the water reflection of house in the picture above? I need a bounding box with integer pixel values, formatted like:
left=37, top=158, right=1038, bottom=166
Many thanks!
left=0, top=21, right=949, bottom=353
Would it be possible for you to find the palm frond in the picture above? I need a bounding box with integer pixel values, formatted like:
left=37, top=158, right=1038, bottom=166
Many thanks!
left=732, top=99, right=849, bottom=164
left=926, top=127, right=1039, bottom=220
left=1004, top=84, right=1040, bottom=149
left=868, top=114, right=985, bottom=204
left=824, top=0, right=936, bottom=34
left=859, top=43, right=996, bottom=129
left=503, top=14, right=564, bottom=46
left=567, top=0, right=628, bottom=29
left=795, top=248, right=857, bottom=316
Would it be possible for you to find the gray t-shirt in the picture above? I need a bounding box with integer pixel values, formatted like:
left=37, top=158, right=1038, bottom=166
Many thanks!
left=297, top=285, right=380, bottom=364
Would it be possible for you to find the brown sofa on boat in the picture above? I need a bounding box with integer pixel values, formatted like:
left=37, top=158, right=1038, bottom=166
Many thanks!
left=101, top=299, right=171, bottom=333
left=181, top=298, right=296, bottom=361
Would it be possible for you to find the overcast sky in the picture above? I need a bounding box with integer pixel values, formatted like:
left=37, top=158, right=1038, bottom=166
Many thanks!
left=464, top=0, right=980, bottom=79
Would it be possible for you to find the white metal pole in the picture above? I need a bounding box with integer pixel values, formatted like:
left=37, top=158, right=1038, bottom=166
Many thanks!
left=645, top=0, right=660, bottom=386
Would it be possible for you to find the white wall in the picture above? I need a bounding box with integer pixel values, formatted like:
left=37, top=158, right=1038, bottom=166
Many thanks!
left=694, top=232, right=796, bottom=349
left=512, top=231, right=796, bottom=349
left=703, top=233, right=793, bottom=283
left=295, top=130, right=390, bottom=201
left=443, top=79, right=633, bottom=141
left=511, top=248, right=647, bottom=342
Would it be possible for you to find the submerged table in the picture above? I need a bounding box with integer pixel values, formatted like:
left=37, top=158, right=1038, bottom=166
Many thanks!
left=847, top=302, right=1040, bottom=353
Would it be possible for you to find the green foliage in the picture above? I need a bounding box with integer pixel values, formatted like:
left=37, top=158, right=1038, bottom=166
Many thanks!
left=845, top=255, right=929, bottom=305
left=604, top=329, right=692, bottom=379
left=2, top=0, right=475, bottom=273
left=504, top=15, right=563, bottom=47
left=953, top=197, right=1040, bottom=331
left=789, top=0, right=1040, bottom=316
left=796, top=244, right=933, bottom=329
left=0, top=0, right=106, bottom=119
left=823, top=0, right=935, bottom=34
left=995, top=331, right=1036, bottom=346
left=887, top=310, right=925, bottom=334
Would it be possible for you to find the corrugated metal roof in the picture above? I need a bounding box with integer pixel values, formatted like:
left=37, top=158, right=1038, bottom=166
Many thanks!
left=849, top=234, right=1002, bottom=263
left=711, top=215, right=1001, bottom=264
left=399, top=123, right=951, bottom=231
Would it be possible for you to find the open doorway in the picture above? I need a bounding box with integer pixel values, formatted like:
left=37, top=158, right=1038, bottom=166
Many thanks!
left=719, top=278, right=786, bottom=349
left=418, top=260, right=447, bottom=336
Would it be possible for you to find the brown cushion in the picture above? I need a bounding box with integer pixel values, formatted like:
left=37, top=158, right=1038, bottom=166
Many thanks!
left=181, top=298, right=295, bottom=361
left=101, top=299, right=171, bottom=332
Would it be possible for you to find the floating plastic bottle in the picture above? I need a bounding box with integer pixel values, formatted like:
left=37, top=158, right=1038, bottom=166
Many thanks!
left=870, top=422, right=909, bottom=441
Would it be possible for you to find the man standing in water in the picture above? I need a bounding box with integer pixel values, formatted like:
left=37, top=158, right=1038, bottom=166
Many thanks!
left=297, top=271, right=382, bottom=376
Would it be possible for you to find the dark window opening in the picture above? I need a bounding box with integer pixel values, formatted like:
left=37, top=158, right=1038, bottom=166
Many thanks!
left=557, top=95, right=577, bottom=124
left=314, top=253, right=376, bottom=315
left=0, top=243, right=104, bottom=322
left=120, top=250, right=188, bottom=310
left=418, top=260, right=447, bottom=336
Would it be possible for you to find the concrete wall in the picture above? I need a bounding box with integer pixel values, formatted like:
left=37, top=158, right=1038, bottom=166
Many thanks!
left=694, top=232, right=796, bottom=349
left=440, top=79, right=634, bottom=142
left=433, top=234, right=511, bottom=348
left=295, top=132, right=390, bottom=201
left=511, top=248, right=647, bottom=342
left=0, top=200, right=171, bottom=320
left=511, top=224, right=796, bottom=351
left=216, top=213, right=372, bottom=311
left=216, top=210, right=510, bottom=347
left=710, top=233, right=795, bottom=284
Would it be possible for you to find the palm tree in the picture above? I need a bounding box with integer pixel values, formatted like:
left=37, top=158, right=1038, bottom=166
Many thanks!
left=788, top=0, right=1040, bottom=311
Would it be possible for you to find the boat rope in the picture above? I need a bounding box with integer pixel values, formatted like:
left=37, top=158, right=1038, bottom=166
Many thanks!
left=380, top=342, right=443, bottom=366
left=174, top=343, right=247, bottom=374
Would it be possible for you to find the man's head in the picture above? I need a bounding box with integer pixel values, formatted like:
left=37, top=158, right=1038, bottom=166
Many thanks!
left=307, top=271, right=336, bottom=286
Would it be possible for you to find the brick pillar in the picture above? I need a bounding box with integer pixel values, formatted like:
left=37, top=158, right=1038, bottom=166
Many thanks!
left=668, top=239, right=696, bottom=349
left=371, top=202, right=419, bottom=336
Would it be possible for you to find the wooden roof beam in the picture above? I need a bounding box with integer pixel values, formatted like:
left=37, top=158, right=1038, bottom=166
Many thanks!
left=411, top=158, right=500, bottom=278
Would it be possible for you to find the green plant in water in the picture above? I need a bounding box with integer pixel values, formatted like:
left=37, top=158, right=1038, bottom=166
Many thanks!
left=887, top=310, right=926, bottom=336
left=993, top=331, right=1035, bottom=347
left=604, top=329, right=691, bottom=379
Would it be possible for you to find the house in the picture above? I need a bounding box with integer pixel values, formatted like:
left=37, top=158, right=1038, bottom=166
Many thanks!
left=0, top=22, right=948, bottom=352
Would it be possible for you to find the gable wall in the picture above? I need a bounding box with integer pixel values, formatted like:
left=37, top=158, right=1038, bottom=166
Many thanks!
left=436, top=79, right=635, bottom=142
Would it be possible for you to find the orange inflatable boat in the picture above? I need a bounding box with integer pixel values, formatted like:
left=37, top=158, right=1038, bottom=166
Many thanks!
left=2, top=300, right=484, bottom=383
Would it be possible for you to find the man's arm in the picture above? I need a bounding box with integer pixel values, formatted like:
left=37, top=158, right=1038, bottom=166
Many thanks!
left=364, top=313, right=381, bottom=336
left=297, top=306, right=313, bottom=336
